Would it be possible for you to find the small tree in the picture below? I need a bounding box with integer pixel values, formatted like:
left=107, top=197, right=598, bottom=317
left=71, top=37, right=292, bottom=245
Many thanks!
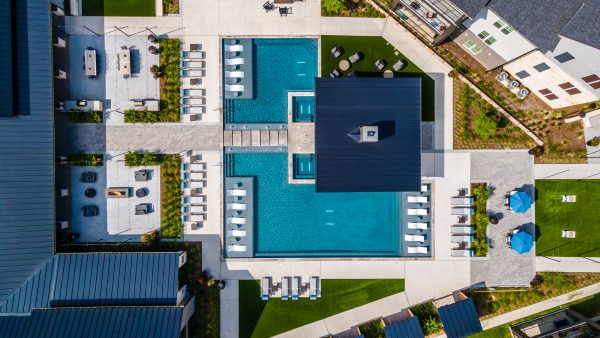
left=474, top=111, right=497, bottom=140
left=422, top=316, right=443, bottom=336
left=322, top=0, right=347, bottom=14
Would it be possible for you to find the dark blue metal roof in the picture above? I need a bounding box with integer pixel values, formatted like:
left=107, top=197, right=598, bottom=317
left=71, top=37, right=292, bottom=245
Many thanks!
left=384, top=316, right=425, bottom=338
left=315, top=78, right=422, bottom=192
left=0, top=307, right=184, bottom=338
left=438, top=298, right=483, bottom=338
left=0, top=0, right=55, bottom=303
left=0, top=0, right=14, bottom=116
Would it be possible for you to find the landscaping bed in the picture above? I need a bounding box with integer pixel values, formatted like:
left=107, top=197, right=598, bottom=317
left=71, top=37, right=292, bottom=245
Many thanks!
left=125, top=38, right=180, bottom=123
left=454, top=81, right=536, bottom=149
left=470, top=272, right=600, bottom=319
left=409, top=301, right=443, bottom=336
left=82, top=0, right=156, bottom=16
left=471, top=183, right=490, bottom=257
left=358, top=318, right=386, bottom=338
left=535, top=179, right=600, bottom=257
left=321, top=35, right=435, bottom=121
left=239, top=279, right=405, bottom=338
left=125, top=152, right=182, bottom=238
left=321, top=0, right=385, bottom=17
left=68, top=110, right=103, bottom=124
left=163, top=0, right=179, bottom=14
left=68, top=153, right=103, bottom=166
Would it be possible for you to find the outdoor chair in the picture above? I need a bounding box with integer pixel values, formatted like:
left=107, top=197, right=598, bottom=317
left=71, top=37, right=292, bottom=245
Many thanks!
left=374, top=59, right=386, bottom=71
left=348, top=52, right=361, bottom=63
left=279, top=7, right=289, bottom=16
left=329, top=69, right=340, bottom=78
left=330, top=47, right=342, bottom=58
left=263, top=1, right=275, bottom=12
left=392, top=60, right=405, bottom=71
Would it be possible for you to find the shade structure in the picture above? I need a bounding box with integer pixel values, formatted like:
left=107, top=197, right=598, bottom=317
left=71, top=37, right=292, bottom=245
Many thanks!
left=511, top=231, right=533, bottom=254
left=510, top=191, right=532, bottom=213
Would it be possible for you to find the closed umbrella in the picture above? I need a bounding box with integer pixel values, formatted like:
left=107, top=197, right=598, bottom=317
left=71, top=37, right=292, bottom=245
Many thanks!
left=511, top=231, right=533, bottom=254
left=510, top=191, right=532, bottom=213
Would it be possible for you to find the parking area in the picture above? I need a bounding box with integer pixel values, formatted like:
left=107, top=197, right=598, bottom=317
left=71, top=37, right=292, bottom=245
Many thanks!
left=68, top=34, right=160, bottom=124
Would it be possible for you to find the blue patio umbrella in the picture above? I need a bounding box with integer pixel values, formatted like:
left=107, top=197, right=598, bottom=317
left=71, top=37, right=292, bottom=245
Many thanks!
left=511, top=231, right=533, bottom=254
left=510, top=191, right=532, bottom=213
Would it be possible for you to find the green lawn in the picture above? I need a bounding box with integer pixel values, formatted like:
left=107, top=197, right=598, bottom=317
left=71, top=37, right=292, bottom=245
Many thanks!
left=320, top=35, right=435, bottom=121
left=535, top=180, right=600, bottom=257
left=239, top=279, right=405, bottom=338
left=82, top=0, right=155, bottom=16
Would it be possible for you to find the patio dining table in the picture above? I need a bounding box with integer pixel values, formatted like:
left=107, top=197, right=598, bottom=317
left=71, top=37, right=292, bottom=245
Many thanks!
left=119, top=48, right=131, bottom=78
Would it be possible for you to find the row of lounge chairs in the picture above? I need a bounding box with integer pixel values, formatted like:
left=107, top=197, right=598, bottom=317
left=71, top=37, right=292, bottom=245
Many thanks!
left=181, top=154, right=207, bottom=229
left=450, top=189, right=474, bottom=257
left=225, top=182, right=249, bottom=253
left=261, top=276, right=320, bottom=300
left=181, top=44, right=206, bottom=122
left=405, top=184, right=431, bottom=255
left=224, top=41, right=246, bottom=97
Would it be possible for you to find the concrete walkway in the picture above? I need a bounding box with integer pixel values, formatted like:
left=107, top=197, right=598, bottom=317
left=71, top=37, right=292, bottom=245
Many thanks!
left=536, top=256, right=600, bottom=272
left=535, top=164, right=600, bottom=180
left=481, top=282, right=600, bottom=330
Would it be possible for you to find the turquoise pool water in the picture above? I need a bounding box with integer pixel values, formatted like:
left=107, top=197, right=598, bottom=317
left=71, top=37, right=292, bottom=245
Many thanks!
left=292, top=96, right=315, bottom=122
left=230, top=153, right=401, bottom=257
left=226, top=39, right=318, bottom=123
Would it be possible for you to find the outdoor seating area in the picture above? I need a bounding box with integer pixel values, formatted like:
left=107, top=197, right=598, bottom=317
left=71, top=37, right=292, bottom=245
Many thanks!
left=403, top=183, right=432, bottom=256
left=224, top=177, right=254, bottom=257
left=181, top=43, right=207, bottom=122
left=222, top=38, right=254, bottom=100
left=260, top=276, right=320, bottom=300
left=181, top=153, right=208, bottom=230
left=329, top=46, right=406, bottom=78
left=505, top=228, right=533, bottom=254
left=504, top=190, right=532, bottom=213
left=450, top=187, right=475, bottom=257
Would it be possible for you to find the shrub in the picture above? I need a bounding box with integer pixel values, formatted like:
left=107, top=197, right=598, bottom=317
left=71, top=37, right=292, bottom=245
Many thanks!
left=68, top=153, right=103, bottom=166
left=474, top=112, right=497, bottom=140
left=68, top=110, right=103, bottom=123
left=322, top=0, right=347, bottom=14
left=422, top=316, right=443, bottom=336
left=588, top=138, right=600, bottom=147
left=410, top=302, right=443, bottom=336
left=358, top=319, right=385, bottom=338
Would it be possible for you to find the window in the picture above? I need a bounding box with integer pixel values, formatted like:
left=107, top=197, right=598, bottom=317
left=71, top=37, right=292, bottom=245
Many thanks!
left=533, top=62, right=551, bottom=72
left=559, top=82, right=582, bottom=95
left=539, top=88, right=559, bottom=100
left=463, top=40, right=482, bottom=55
left=515, top=70, right=530, bottom=79
left=477, top=31, right=497, bottom=45
left=554, top=52, right=575, bottom=63
left=493, top=19, right=514, bottom=35
left=582, top=74, right=600, bottom=89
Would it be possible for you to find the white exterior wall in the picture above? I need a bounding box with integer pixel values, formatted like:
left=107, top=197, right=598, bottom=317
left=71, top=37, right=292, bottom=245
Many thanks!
left=463, top=8, right=536, bottom=63
left=546, top=36, right=600, bottom=100
left=504, top=50, right=597, bottom=109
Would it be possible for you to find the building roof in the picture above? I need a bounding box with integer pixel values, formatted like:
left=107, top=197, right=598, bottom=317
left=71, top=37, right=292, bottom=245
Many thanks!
left=560, top=0, right=600, bottom=50
left=486, top=0, right=585, bottom=52
left=384, top=316, right=425, bottom=338
left=449, top=0, right=489, bottom=18
left=0, top=307, right=184, bottom=338
left=0, top=1, right=13, bottom=116
left=438, top=298, right=483, bottom=338
left=315, top=77, right=422, bottom=192
left=0, top=0, right=55, bottom=304
left=0, top=253, right=181, bottom=313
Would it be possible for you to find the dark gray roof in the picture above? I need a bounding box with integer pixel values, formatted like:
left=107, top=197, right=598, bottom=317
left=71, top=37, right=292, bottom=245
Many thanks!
left=384, top=316, right=425, bottom=338
left=449, top=0, right=489, bottom=18
left=315, top=78, right=422, bottom=192
left=0, top=0, right=55, bottom=303
left=560, top=0, right=600, bottom=50
left=487, top=0, right=585, bottom=52
left=438, top=298, right=483, bottom=338
left=0, top=307, right=184, bottom=338
left=0, top=1, right=14, bottom=116
left=0, top=253, right=181, bottom=313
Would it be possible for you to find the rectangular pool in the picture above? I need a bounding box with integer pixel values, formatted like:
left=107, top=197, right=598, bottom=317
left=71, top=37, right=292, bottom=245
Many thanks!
left=229, top=153, right=401, bottom=257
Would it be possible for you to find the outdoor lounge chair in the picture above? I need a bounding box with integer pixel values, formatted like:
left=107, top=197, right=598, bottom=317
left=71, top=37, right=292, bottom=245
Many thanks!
left=452, top=226, right=474, bottom=235
left=227, top=244, right=247, bottom=253
left=330, top=47, right=342, bottom=58
left=227, top=189, right=247, bottom=197
left=225, top=70, right=245, bottom=78
left=263, top=1, right=275, bottom=11
left=451, top=249, right=473, bottom=257
left=227, top=229, right=247, bottom=237
left=451, top=197, right=474, bottom=205
left=405, top=234, right=425, bottom=242
left=181, top=88, right=206, bottom=98
left=225, top=45, right=244, bottom=53
left=281, top=277, right=291, bottom=300
left=374, top=59, right=386, bottom=71
left=329, top=69, right=340, bottom=78
left=181, top=106, right=206, bottom=114
left=392, top=60, right=405, bottom=71
left=309, top=277, right=320, bottom=300
left=189, top=213, right=205, bottom=222
left=407, top=222, right=428, bottom=230
left=227, top=203, right=246, bottom=210
left=225, top=58, right=245, bottom=66
left=348, top=52, right=360, bottom=63
left=225, top=84, right=245, bottom=92
left=181, top=97, right=206, bottom=106
left=227, top=217, right=246, bottom=225
left=451, top=207, right=474, bottom=215
left=407, top=246, right=428, bottom=254
left=187, top=180, right=206, bottom=189
left=407, top=196, right=428, bottom=203
left=181, top=69, right=206, bottom=77
left=451, top=235, right=473, bottom=243
left=135, top=204, right=149, bottom=215
left=291, top=277, right=300, bottom=300
left=189, top=162, right=206, bottom=170
left=183, top=60, right=206, bottom=69
left=181, top=50, right=205, bottom=59
left=421, top=184, right=429, bottom=192
left=262, top=277, right=272, bottom=300
left=407, top=208, right=428, bottom=216
left=134, top=170, right=148, bottom=182
left=187, top=205, right=206, bottom=213
left=186, top=171, right=206, bottom=180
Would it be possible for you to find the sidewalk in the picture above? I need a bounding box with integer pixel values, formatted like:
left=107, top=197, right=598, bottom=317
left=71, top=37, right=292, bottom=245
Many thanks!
left=536, top=256, right=600, bottom=273
left=481, top=282, right=600, bottom=330
left=535, top=164, right=600, bottom=179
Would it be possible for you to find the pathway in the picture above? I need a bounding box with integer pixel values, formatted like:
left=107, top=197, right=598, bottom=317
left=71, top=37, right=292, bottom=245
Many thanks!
left=536, top=256, right=600, bottom=273
left=480, top=282, right=600, bottom=330
left=535, top=164, right=600, bottom=180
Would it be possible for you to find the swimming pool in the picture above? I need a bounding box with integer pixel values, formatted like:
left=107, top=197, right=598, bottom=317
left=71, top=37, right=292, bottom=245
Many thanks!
left=225, top=38, right=318, bottom=123
left=229, top=153, right=401, bottom=257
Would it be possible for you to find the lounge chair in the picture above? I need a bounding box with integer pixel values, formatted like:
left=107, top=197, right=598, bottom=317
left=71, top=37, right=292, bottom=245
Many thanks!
left=421, top=184, right=429, bottom=192
left=227, top=244, right=247, bottom=253
left=348, top=52, right=360, bottom=63
left=263, top=1, right=275, bottom=11
left=190, top=163, right=206, bottom=171
left=309, top=277, right=320, bottom=300
left=186, top=171, right=206, bottom=180
left=181, top=106, right=206, bottom=114
left=181, top=69, right=206, bottom=77
left=227, top=189, right=247, bottom=197
left=452, top=226, right=474, bottom=235
left=181, top=97, right=206, bottom=106
left=451, top=249, right=473, bottom=257
left=407, top=196, right=428, bottom=203
left=281, top=277, right=291, bottom=300
left=181, top=50, right=205, bottom=59
left=291, top=277, right=300, bottom=300
left=227, top=203, right=246, bottom=210
left=329, top=69, right=340, bottom=78
left=451, top=207, right=474, bottom=215
left=374, top=59, right=386, bottom=71
left=225, top=45, right=244, bottom=53
left=405, top=234, right=425, bottom=242
left=451, top=235, right=473, bottom=243
left=187, top=180, right=206, bottom=189
left=189, top=213, right=205, bottom=222
left=225, top=58, right=244, bottom=66
left=392, top=60, right=405, bottom=71
left=407, top=246, right=428, bottom=254
left=451, top=197, right=474, bottom=205
left=225, top=84, right=245, bottom=92
left=225, top=70, right=245, bottom=78
left=187, top=196, right=206, bottom=204
left=407, top=222, right=428, bottom=230
left=261, top=277, right=272, bottom=300
left=227, top=217, right=246, bottom=225
left=227, top=229, right=247, bottom=237
left=330, top=47, right=342, bottom=58
left=187, top=204, right=206, bottom=213
left=407, top=208, right=428, bottom=216
left=183, top=60, right=206, bottom=68
left=181, top=88, right=206, bottom=98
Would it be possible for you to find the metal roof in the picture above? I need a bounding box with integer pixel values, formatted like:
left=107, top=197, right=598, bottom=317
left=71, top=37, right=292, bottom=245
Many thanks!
left=560, top=1, right=600, bottom=50
left=315, top=78, right=422, bottom=192
left=0, top=0, right=55, bottom=303
left=0, top=307, right=184, bottom=338
left=0, top=0, right=14, bottom=116
left=384, top=316, right=425, bottom=338
left=0, top=253, right=181, bottom=313
left=438, top=298, right=483, bottom=338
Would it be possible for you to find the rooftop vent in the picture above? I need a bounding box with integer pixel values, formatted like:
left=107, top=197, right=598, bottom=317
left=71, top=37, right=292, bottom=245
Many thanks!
left=348, top=126, right=379, bottom=143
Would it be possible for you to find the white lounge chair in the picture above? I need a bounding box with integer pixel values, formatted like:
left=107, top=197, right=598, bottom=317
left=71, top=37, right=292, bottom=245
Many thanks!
left=421, top=184, right=429, bottom=192
left=227, top=229, right=246, bottom=237
left=225, top=45, right=244, bottom=52
left=291, top=277, right=300, bottom=300
left=187, top=171, right=206, bottom=180
left=188, top=196, right=206, bottom=204
left=225, top=70, right=244, bottom=78
left=227, top=189, right=247, bottom=197
left=405, top=234, right=425, bottom=242
left=187, top=180, right=206, bottom=189
left=407, top=246, right=428, bottom=254
left=189, top=213, right=205, bottom=222
left=227, top=244, right=247, bottom=253
left=407, top=222, right=428, bottom=230
left=452, top=226, right=473, bottom=234
left=181, top=69, right=205, bottom=77
left=451, top=235, right=473, bottom=243
left=261, top=277, right=272, bottom=300
left=227, top=203, right=246, bottom=210
left=451, top=197, right=474, bottom=205
left=281, top=277, right=290, bottom=300
left=451, top=207, right=474, bottom=215
left=182, top=97, right=206, bottom=106
left=309, top=277, right=320, bottom=300
left=189, top=163, right=206, bottom=171
left=452, top=249, right=473, bottom=257
left=407, top=208, right=428, bottom=216
left=225, top=84, right=245, bottom=92
left=407, top=196, right=429, bottom=203
left=181, top=50, right=205, bottom=59
left=181, top=106, right=206, bottom=114
left=187, top=205, right=206, bottom=213
left=183, top=60, right=206, bottom=69
left=227, top=217, right=246, bottom=225
left=225, top=58, right=244, bottom=66
left=181, top=88, right=206, bottom=97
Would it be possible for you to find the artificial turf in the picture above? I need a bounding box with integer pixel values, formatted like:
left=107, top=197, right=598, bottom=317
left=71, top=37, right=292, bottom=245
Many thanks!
left=320, top=35, right=436, bottom=121
left=535, top=180, right=600, bottom=257
left=239, top=279, right=405, bottom=338
left=82, top=0, right=155, bottom=16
